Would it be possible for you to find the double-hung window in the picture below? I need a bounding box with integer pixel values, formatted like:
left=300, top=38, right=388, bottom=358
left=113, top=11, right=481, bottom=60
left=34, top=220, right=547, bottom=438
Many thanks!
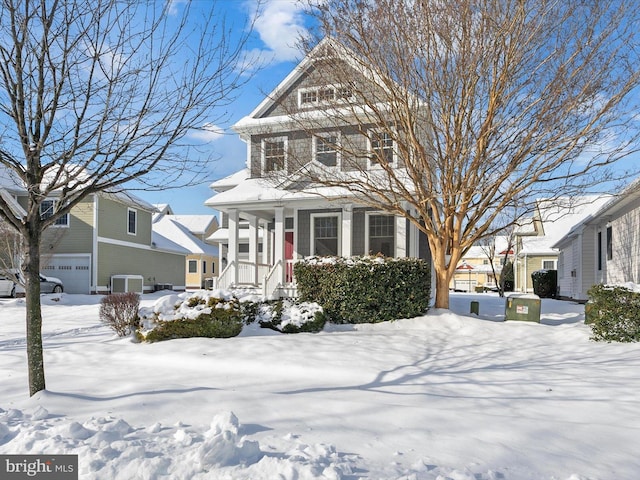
left=311, top=214, right=340, bottom=256
left=40, top=199, right=69, bottom=226
left=369, top=131, right=395, bottom=167
left=367, top=214, right=395, bottom=257
left=263, top=137, right=286, bottom=173
left=314, top=134, right=339, bottom=167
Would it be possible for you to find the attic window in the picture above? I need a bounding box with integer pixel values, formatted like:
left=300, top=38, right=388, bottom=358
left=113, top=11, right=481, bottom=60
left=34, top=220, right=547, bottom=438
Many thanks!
left=298, top=84, right=354, bottom=108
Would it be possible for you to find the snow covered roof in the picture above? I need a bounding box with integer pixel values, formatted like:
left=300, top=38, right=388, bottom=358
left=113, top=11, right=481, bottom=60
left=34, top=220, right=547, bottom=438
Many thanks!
left=519, top=195, right=612, bottom=255
left=152, top=215, right=218, bottom=256
left=553, top=176, right=640, bottom=248
left=169, top=215, right=218, bottom=235
left=205, top=176, right=353, bottom=211
left=208, top=227, right=265, bottom=243
left=209, top=169, right=250, bottom=192
left=0, top=166, right=23, bottom=193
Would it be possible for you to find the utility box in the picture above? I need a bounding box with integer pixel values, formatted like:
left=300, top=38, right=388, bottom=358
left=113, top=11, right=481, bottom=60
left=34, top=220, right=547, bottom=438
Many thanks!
left=111, top=275, right=144, bottom=294
left=505, top=294, right=541, bottom=322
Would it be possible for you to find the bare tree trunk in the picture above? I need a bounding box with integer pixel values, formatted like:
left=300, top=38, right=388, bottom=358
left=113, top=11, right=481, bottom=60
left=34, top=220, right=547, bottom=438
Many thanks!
left=434, top=270, right=451, bottom=310
left=25, top=228, right=44, bottom=396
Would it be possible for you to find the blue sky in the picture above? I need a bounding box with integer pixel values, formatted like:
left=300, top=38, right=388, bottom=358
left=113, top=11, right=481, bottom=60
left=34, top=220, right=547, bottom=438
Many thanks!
left=141, top=0, right=311, bottom=216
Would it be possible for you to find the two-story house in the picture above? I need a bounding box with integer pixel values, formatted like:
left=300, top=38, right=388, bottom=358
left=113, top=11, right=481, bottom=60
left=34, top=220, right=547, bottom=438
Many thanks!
left=0, top=165, right=188, bottom=294
left=205, top=38, right=431, bottom=298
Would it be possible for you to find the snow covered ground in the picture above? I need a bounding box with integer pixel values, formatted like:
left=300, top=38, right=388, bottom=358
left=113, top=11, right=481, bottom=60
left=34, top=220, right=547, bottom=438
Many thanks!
left=1, top=291, right=639, bottom=479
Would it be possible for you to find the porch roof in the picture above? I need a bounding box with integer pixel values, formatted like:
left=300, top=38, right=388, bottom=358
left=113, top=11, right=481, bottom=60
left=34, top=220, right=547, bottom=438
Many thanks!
left=204, top=177, right=352, bottom=212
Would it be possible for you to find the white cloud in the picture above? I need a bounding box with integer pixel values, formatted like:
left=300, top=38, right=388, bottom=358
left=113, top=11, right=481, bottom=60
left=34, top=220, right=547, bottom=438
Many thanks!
left=248, top=0, right=307, bottom=63
left=189, top=123, right=225, bottom=142
left=166, top=0, right=188, bottom=16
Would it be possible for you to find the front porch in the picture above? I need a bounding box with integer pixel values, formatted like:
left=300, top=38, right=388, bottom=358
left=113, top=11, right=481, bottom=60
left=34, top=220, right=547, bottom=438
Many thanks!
left=209, top=205, right=298, bottom=299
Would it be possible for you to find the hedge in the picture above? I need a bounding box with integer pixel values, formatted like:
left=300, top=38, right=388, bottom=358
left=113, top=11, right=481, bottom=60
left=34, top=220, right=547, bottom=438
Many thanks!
left=294, top=256, right=431, bottom=324
left=587, top=284, right=640, bottom=342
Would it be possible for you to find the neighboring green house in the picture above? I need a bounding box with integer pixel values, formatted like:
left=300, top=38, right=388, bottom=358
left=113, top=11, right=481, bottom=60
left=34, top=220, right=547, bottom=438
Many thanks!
left=0, top=166, right=188, bottom=294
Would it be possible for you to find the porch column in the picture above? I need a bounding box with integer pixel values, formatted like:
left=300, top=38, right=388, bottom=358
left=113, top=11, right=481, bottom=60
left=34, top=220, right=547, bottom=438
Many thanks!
left=274, top=207, right=285, bottom=283
left=341, top=204, right=352, bottom=257
left=408, top=213, right=419, bottom=258
left=248, top=215, right=259, bottom=285
left=396, top=214, right=407, bottom=257
left=228, top=209, right=239, bottom=286
left=261, top=221, right=270, bottom=265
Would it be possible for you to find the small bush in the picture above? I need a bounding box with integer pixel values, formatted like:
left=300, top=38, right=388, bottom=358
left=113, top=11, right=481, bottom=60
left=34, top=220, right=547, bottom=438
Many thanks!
left=587, top=284, right=640, bottom=342
left=137, top=292, right=243, bottom=342
left=257, top=299, right=326, bottom=333
left=100, top=292, right=140, bottom=337
left=294, top=256, right=431, bottom=324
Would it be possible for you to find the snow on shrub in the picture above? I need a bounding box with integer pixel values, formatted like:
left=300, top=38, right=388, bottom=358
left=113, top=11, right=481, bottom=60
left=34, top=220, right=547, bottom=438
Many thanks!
left=137, top=290, right=243, bottom=342
left=255, top=299, right=326, bottom=334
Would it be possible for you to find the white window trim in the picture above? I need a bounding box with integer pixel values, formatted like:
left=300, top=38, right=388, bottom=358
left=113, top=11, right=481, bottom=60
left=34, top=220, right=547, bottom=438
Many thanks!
left=40, top=199, right=70, bottom=228
left=127, top=208, right=137, bottom=236
left=367, top=129, right=398, bottom=169
left=542, top=259, right=557, bottom=270
left=364, top=211, right=396, bottom=256
left=261, top=136, right=288, bottom=174
left=297, top=84, right=355, bottom=108
left=310, top=212, right=342, bottom=257
left=312, top=132, right=341, bottom=168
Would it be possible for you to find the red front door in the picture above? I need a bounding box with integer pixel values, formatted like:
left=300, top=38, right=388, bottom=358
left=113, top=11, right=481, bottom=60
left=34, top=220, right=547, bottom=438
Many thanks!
left=285, top=231, right=294, bottom=283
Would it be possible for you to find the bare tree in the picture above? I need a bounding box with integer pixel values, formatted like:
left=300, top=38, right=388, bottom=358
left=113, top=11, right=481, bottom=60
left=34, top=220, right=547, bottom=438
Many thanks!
left=287, top=0, right=640, bottom=309
left=0, top=0, right=256, bottom=396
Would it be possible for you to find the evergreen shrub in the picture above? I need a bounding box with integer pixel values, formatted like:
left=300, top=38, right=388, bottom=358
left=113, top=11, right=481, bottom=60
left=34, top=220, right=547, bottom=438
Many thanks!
left=294, top=256, right=431, bottom=324
left=587, top=284, right=640, bottom=342
left=139, top=295, right=243, bottom=342
left=531, top=269, right=557, bottom=298
left=256, top=299, right=326, bottom=333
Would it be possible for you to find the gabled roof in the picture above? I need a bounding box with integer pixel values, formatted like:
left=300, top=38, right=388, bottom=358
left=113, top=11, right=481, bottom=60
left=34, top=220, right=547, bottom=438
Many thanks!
left=553, top=176, right=640, bottom=248
left=170, top=215, right=218, bottom=236
left=209, top=169, right=250, bottom=192
left=232, top=36, right=401, bottom=136
left=246, top=37, right=341, bottom=120
left=152, top=215, right=218, bottom=256
left=519, top=195, right=611, bottom=255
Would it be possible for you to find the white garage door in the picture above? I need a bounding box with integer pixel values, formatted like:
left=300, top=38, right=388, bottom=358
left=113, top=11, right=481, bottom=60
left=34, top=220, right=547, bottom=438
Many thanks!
left=42, top=254, right=91, bottom=294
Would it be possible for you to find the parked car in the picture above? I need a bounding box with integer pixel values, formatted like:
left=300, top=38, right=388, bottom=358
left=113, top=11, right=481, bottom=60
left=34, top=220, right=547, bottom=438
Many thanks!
left=0, top=274, right=17, bottom=297
left=0, top=272, right=64, bottom=297
left=38, top=274, right=64, bottom=294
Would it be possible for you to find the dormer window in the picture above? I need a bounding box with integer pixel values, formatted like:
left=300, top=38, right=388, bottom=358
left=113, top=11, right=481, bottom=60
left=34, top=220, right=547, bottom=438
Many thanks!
left=298, top=84, right=354, bottom=108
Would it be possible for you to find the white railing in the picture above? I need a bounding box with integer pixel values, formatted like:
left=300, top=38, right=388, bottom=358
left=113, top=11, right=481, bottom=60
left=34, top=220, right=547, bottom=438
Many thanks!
left=210, top=260, right=272, bottom=291
left=262, top=260, right=282, bottom=299
left=285, top=259, right=296, bottom=284
left=213, top=262, right=234, bottom=290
